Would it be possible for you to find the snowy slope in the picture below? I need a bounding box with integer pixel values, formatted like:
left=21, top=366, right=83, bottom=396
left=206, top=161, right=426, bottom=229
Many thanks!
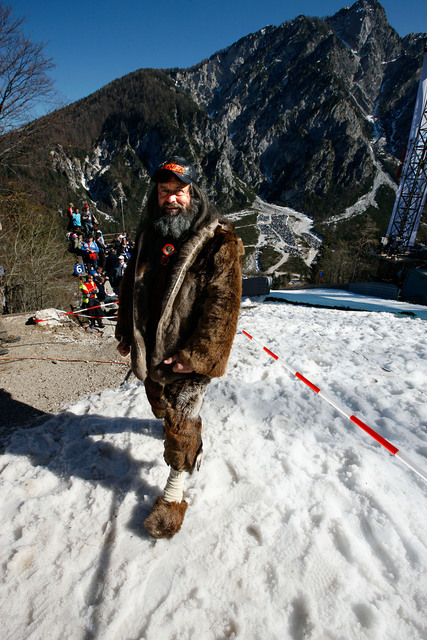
left=1, top=296, right=427, bottom=640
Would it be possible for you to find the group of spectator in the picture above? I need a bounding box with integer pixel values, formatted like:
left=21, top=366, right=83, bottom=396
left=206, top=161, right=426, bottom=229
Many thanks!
left=64, top=202, right=135, bottom=331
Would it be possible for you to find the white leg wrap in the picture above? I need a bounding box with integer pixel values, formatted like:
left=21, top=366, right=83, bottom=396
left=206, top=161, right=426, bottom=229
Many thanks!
left=163, top=468, right=187, bottom=503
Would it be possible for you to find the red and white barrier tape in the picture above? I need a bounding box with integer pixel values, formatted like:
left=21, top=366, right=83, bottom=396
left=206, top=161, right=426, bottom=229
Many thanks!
left=242, top=329, right=427, bottom=483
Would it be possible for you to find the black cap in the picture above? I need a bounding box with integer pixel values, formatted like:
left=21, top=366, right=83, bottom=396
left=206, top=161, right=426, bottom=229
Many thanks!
left=151, top=156, right=197, bottom=184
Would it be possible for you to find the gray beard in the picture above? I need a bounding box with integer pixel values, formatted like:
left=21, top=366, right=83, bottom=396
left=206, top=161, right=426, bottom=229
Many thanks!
left=153, top=202, right=198, bottom=239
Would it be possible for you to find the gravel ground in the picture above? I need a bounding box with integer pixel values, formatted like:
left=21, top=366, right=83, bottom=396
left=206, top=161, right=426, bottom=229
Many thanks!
left=0, top=311, right=131, bottom=431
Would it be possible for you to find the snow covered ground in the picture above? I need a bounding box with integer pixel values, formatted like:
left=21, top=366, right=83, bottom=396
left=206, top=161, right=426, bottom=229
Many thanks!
left=323, top=157, right=397, bottom=227
left=1, top=293, right=427, bottom=639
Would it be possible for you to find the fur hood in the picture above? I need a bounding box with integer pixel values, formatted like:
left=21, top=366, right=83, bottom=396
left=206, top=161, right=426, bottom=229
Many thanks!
left=116, top=217, right=243, bottom=385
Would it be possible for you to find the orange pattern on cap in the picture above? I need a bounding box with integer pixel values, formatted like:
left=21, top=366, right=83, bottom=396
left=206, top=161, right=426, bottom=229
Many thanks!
left=162, top=163, right=185, bottom=174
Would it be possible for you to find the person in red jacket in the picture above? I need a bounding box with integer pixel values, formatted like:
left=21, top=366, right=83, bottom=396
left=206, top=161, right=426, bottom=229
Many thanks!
left=79, top=275, right=105, bottom=329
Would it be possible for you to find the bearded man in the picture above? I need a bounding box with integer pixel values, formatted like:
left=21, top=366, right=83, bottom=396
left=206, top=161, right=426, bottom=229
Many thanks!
left=116, top=157, right=243, bottom=538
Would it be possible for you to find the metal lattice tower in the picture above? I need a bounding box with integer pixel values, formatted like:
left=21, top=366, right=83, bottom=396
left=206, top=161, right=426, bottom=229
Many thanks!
left=386, top=45, right=427, bottom=252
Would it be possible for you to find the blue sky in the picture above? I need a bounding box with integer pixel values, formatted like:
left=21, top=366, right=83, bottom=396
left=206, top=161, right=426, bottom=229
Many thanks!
left=10, top=0, right=427, bottom=107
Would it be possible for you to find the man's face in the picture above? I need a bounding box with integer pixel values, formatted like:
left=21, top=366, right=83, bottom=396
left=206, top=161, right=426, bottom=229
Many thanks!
left=157, top=178, right=191, bottom=215
left=154, top=177, right=198, bottom=239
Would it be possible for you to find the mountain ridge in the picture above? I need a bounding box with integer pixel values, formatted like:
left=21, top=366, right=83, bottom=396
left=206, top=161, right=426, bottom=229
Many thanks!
left=167, top=0, right=424, bottom=217
left=3, top=0, right=426, bottom=286
left=42, top=0, right=426, bottom=222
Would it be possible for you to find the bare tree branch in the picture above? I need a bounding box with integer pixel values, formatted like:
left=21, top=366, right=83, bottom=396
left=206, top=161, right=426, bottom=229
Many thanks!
left=0, top=3, right=60, bottom=165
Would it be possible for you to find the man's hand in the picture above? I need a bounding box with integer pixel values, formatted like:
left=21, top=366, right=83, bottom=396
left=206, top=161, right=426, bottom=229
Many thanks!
left=163, top=353, right=193, bottom=373
left=117, top=339, right=131, bottom=356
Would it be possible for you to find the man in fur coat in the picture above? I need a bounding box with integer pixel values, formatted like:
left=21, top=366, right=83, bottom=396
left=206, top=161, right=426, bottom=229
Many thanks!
left=116, top=157, right=243, bottom=538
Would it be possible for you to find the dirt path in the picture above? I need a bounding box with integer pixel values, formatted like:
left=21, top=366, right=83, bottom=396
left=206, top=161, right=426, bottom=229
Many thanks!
left=0, top=312, right=131, bottom=430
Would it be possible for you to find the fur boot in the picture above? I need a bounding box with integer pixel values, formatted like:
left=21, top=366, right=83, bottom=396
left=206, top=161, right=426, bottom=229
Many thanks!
left=144, top=497, right=188, bottom=539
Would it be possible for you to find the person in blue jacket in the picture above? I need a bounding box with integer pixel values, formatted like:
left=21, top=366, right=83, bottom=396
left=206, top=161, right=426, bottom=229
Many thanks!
left=71, top=207, right=82, bottom=230
left=82, top=234, right=99, bottom=272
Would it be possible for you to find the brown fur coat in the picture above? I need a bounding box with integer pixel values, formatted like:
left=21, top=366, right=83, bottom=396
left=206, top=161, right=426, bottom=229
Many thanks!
left=116, top=218, right=243, bottom=385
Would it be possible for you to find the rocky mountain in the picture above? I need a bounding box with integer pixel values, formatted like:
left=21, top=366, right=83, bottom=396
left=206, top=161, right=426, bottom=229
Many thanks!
left=169, top=0, right=425, bottom=219
left=46, top=68, right=252, bottom=217
left=9, top=0, right=426, bottom=277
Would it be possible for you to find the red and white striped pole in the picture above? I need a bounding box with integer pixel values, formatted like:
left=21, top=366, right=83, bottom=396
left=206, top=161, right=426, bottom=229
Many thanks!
left=242, top=329, right=427, bottom=483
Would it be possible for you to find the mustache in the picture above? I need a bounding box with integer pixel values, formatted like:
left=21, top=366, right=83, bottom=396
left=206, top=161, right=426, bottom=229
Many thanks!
left=160, top=201, right=186, bottom=214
